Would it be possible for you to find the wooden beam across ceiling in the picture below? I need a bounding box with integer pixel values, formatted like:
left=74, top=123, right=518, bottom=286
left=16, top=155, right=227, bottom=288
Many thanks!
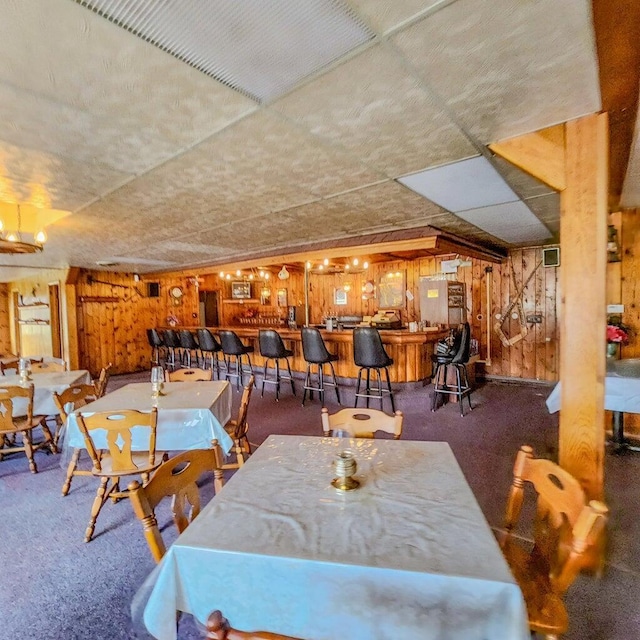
left=592, top=0, right=640, bottom=211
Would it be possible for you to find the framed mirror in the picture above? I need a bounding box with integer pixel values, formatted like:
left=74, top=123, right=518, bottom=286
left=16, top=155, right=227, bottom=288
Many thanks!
left=277, top=288, right=288, bottom=307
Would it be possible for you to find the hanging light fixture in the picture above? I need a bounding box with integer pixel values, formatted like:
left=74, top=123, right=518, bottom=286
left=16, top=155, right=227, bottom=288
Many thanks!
left=0, top=204, right=46, bottom=254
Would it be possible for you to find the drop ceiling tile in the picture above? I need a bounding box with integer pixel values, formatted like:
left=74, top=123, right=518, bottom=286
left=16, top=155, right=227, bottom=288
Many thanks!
left=392, top=0, right=600, bottom=143
left=272, top=44, right=476, bottom=176
left=348, top=0, right=447, bottom=34
left=0, top=0, right=257, bottom=175
left=524, top=193, right=560, bottom=236
left=426, top=213, right=510, bottom=250
left=398, top=156, right=518, bottom=211
left=0, top=139, right=131, bottom=212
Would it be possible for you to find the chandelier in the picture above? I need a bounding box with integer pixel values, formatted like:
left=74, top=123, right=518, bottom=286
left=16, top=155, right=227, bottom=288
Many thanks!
left=0, top=204, right=47, bottom=254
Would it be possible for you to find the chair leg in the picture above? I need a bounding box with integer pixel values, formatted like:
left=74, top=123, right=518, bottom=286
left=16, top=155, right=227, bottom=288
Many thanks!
left=275, top=359, right=281, bottom=401
left=462, top=364, right=473, bottom=411
left=318, top=364, right=325, bottom=404
left=355, top=368, right=364, bottom=407
left=286, top=358, right=296, bottom=395
left=21, top=429, right=37, bottom=474
left=40, top=422, right=57, bottom=454
left=261, top=358, right=269, bottom=397
left=302, top=364, right=311, bottom=406
left=455, top=366, right=464, bottom=416
left=329, top=362, right=341, bottom=404
left=85, top=476, right=110, bottom=542
left=384, top=367, right=395, bottom=413
left=365, top=368, right=371, bottom=408
left=213, top=468, right=225, bottom=494
left=62, top=448, right=82, bottom=495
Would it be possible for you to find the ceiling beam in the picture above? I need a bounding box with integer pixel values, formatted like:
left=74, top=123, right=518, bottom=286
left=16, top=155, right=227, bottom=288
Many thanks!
left=489, top=124, right=566, bottom=192
left=592, top=0, right=640, bottom=211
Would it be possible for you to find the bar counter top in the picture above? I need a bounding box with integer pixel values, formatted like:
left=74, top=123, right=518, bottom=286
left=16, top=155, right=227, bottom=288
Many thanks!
left=165, top=325, right=447, bottom=383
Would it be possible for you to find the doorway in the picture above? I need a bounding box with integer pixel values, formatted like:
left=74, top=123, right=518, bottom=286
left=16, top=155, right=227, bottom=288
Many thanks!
left=199, top=291, right=219, bottom=326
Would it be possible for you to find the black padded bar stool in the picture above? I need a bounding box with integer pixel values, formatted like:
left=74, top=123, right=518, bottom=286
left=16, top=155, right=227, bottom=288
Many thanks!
left=258, top=330, right=296, bottom=401
left=431, top=322, right=473, bottom=416
left=353, top=327, right=395, bottom=412
left=179, top=330, right=200, bottom=368
left=197, top=328, right=224, bottom=379
left=146, top=329, right=164, bottom=366
left=301, top=327, right=340, bottom=406
left=162, top=329, right=181, bottom=370
left=219, top=330, right=255, bottom=390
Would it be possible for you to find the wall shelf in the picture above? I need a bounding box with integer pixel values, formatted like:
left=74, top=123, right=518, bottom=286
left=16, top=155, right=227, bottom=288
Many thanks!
left=222, top=299, right=261, bottom=304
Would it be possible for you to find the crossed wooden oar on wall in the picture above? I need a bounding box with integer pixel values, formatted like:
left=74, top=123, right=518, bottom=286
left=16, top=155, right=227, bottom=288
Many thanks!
left=494, top=258, right=543, bottom=347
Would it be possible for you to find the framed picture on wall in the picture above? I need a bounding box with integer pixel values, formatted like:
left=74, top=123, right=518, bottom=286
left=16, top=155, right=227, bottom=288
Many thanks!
left=334, top=287, right=348, bottom=306
left=277, top=288, right=288, bottom=307
left=231, top=281, right=251, bottom=299
left=378, top=271, right=405, bottom=308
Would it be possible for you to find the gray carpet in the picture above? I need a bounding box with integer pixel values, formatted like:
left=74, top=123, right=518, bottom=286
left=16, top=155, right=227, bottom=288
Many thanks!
left=1, top=372, right=638, bottom=639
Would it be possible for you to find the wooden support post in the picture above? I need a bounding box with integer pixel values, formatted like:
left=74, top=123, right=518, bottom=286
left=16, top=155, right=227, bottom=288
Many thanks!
left=559, top=113, right=608, bottom=501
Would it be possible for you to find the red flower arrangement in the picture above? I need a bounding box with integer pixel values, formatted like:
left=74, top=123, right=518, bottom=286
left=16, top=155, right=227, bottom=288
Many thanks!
left=607, top=323, right=629, bottom=344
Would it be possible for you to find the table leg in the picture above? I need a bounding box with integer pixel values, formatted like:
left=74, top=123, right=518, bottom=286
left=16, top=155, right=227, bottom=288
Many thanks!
left=610, top=411, right=640, bottom=453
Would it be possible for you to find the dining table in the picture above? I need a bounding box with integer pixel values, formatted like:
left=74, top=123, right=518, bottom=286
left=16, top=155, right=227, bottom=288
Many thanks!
left=0, top=369, right=91, bottom=416
left=62, top=381, right=234, bottom=456
left=546, top=358, right=640, bottom=452
left=133, top=435, right=529, bottom=640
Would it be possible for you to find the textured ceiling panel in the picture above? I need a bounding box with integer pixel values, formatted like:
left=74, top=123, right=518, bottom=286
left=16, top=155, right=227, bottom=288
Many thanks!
left=490, top=155, right=556, bottom=200
left=272, top=44, right=477, bottom=176
left=74, top=0, right=374, bottom=103
left=347, top=0, right=448, bottom=33
left=0, top=140, right=130, bottom=211
left=524, top=193, right=560, bottom=237
left=426, top=213, right=510, bottom=251
left=0, top=0, right=256, bottom=177
left=392, top=0, right=601, bottom=143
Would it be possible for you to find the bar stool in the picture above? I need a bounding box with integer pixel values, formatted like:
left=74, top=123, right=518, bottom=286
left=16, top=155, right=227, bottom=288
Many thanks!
left=353, top=327, right=395, bottom=412
left=146, top=329, right=164, bottom=366
left=258, top=330, right=296, bottom=401
left=179, top=330, right=200, bottom=368
left=301, top=327, right=340, bottom=406
left=431, top=322, right=473, bottom=416
left=197, top=328, right=224, bottom=379
left=162, top=329, right=181, bottom=370
left=219, top=330, right=255, bottom=390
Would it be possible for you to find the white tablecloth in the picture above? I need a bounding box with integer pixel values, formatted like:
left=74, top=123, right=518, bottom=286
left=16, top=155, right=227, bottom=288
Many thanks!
left=63, top=381, right=233, bottom=454
left=135, top=435, right=528, bottom=640
left=0, top=370, right=91, bottom=415
left=546, top=359, right=640, bottom=414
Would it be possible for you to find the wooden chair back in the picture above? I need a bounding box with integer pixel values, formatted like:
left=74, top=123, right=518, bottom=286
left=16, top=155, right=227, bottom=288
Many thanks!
left=31, top=361, right=66, bottom=373
left=52, top=384, right=98, bottom=423
left=233, top=375, right=254, bottom=440
left=321, top=407, right=403, bottom=439
left=0, top=359, right=19, bottom=374
left=75, top=408, right=158, bottom=474
left=93, top=363, right=112, bottom=398
left=206, top=610, right=304, bottom=640
left=128, top=447, right=224, bottom=562
left=0, top=384, right=34, bottom=433
left=168, top=368, right=212, bottom=382
left=500, top=445, right=609, bottom=639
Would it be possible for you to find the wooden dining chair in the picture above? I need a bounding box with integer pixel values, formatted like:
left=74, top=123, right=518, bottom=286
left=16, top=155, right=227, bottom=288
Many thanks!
left=31, top=360, right=66, bottom=373
left=0, top=384, right=56, bottom=473
left=76, top=408, right=160, bottom=542
left=93, top=363, right=112, bottom=398
left=53, top=383, right=99, bottom=494
left=206, top=610, right=304, bottom=640
left=128, top=446, right=225, bottom=562
left=222, top=375, right=254, bottom=471
left=0, top=359, right=19, bottom=375
left=499, top=445, right=609, bottom=639
left=321, top=407, right=403, bottom=439
left=168, top=367, right=212, bottom=382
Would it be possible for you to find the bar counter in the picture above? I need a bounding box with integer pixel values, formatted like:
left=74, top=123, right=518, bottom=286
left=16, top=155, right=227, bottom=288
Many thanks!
left=167, top=325, right=447, bottom=383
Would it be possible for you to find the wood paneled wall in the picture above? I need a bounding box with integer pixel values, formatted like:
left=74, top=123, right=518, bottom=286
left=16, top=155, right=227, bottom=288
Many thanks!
left=0, top=283, right=10, bottom=354
left=60, top=247, right=561, bottom=381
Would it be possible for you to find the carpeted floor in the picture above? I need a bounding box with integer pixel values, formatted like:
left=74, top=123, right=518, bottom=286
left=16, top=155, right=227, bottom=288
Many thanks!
left=1, top=372, right=639, bottom=639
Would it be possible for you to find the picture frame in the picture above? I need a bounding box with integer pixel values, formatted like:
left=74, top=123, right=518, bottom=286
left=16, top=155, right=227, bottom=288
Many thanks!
left=277, top=288, right=288, bottom=307
left=334, top=287, right=348, bottom=306
left=378, top=271, right=405, bottom=309
left=231, top=281, right=251, bottom=299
